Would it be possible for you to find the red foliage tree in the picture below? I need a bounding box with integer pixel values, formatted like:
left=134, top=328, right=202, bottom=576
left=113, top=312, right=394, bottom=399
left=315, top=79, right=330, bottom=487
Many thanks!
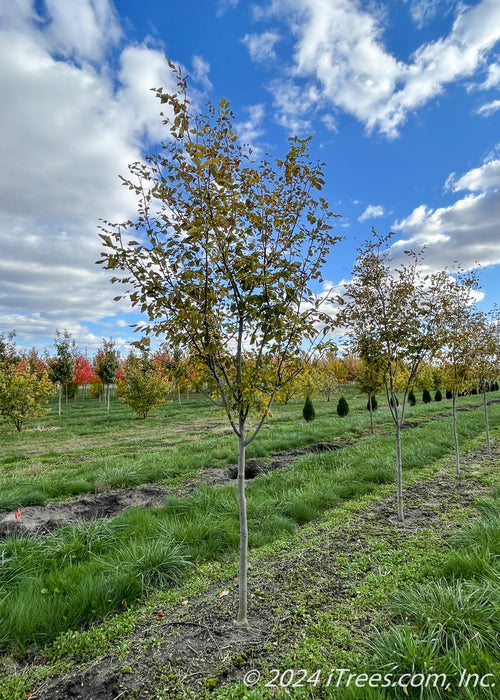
left=74, top=355, right=97, bottom=386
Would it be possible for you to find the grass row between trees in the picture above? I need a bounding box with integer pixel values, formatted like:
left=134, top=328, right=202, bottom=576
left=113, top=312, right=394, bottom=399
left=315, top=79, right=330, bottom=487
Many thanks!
left=0, top=393, right=498, bottom=656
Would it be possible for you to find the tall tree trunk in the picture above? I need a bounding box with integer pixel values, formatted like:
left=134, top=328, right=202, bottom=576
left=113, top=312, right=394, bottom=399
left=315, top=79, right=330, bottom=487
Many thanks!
left=236, top=417, right=249, bottom=629
left=483, top=389, right=491, bottom=455
left=452, top=391, right=460, bottom=477
left=58, top=384, right=62, bottom=416
left=395, top=421, right=404, bottom=522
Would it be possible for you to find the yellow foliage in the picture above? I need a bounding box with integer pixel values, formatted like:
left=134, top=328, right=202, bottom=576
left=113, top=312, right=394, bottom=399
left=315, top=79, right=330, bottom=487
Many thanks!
left=0, top=365, right=54, bottom=431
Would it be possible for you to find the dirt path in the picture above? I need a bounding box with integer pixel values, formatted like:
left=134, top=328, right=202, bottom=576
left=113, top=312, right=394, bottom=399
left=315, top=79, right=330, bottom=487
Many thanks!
left=0, top=442, right=343, bottom=538
left=28, top=441, right=499, bottom=700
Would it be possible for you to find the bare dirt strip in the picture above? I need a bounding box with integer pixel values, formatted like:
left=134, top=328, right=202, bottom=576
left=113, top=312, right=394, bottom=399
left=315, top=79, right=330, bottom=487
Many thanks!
left=0, top=442, right=344, bottom=538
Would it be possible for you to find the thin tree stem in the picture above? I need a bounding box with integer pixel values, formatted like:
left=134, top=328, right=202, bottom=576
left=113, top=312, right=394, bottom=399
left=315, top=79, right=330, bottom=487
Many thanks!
left=452, top=391, right=460, bottom=477
left=236, top=418, right=249, bottom=629
left=395, top=422, right=404, bottom=522
left=483, top=390, right=491, bottom=455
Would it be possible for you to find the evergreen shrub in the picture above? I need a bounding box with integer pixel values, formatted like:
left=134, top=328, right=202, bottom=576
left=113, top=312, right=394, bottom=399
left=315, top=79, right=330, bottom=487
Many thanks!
left=302, top=395, right=315, bottom=422
left=337, top=396, right=349, bottom=417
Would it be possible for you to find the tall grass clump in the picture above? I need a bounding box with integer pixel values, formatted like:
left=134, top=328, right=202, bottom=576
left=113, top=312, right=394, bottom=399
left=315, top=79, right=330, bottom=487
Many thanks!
left=0, top=517, right=190, bottom=654
left=357, top=497, right=500, bottom=698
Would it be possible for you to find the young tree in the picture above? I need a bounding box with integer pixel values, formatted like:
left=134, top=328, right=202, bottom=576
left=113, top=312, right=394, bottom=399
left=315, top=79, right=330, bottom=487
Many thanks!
left=47, top=330, right=76, bottom=415
left=472, top=310, right=499, bottom=455
left=22, top=347, right=47, bottom=376
left=317, top=351, right=344, bottom=402
left=354, top=356, right=384, bottom=434
left=98, top=67, right=341, bottom=627
left=0, top=331, right=20, bottom=368
left=94, top=339, right=120, bottom=411
left=340, top=230, right=448, bottom=521
left=296, top=359, right=324, bottom=400
left=302, top=395, right=316, bottom=422
left=72, top=354, right=98, bottom=399
left=117, top=352, right=171, bottom=419
left=0, top=363, right=54, bottom=431
left=336, top=395, right=349, bottom=417
left=437, top=272, right=479, bottom=477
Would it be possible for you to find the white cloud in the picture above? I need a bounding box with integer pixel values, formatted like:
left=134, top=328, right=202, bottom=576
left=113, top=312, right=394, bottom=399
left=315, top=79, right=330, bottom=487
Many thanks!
left=0, top=0, right=123, bottom=66
left=235, top=104, right=266, bottom=153
left=393, top=156, right=500, bottom=272
left=358, top=204, right=385, bottom=222
left=269, top=78, right=315, bottom=134
left=242, top=31, right=280, bottom=63
left=261, top=0, right=500, bottom=138
left=0, top=1, right=194, bottom=346
left=116, top=44, right=182, bottom=144
left=404, top=0, right=454, bottom=29
left=40, top=0, right=122, bottom=63
left=481, top=62, right=500, bottom=88
left=446, top=159, right=500, bottom=193
left=320, top=113, right=337, bottom=133
left=476, top=99, right=500, bottom=117
left=217, top=0, right=239, bottom=17
left=192, top=55, right=212, bottom=91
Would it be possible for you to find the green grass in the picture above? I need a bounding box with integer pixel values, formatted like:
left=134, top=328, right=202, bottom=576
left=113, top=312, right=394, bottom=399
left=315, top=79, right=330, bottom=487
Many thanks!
left=0, top=387, right=498, bottom=662
left=350, top=497, right=500, bottom=699
left=0, top=395, right=498, bottom=654
left=0, top=387, right=495, bottom=509
left=0, top=516, right=189, bottom=653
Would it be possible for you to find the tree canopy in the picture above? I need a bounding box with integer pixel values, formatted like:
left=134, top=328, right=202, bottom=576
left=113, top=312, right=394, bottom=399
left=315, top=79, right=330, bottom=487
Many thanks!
left=98, top=66, right=341, bottom=627
left=340, top=230, right=452, bottom=520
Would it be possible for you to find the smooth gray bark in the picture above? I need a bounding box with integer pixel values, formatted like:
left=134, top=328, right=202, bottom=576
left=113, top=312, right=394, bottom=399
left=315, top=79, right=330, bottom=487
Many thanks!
left=236, top=420, right=249, bottom=628
left=395, top=421, right=404, bottom=522
left=483, top=390, right=491, bottom=455
left=452, top=392, right=460, bottom=477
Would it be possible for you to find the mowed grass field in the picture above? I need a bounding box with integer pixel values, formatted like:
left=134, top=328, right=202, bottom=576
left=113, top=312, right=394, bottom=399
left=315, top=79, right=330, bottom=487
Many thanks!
left=0, top=387, right=499, bottom=698
left=0, top=389, right=495, bottom=510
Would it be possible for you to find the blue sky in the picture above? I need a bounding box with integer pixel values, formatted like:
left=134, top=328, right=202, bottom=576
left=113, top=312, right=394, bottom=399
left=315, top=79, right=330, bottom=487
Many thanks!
left=1, top=0, right=499, bottom=353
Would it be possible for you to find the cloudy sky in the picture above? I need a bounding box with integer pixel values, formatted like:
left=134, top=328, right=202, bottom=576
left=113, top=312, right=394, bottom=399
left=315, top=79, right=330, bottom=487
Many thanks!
left=1, top=0, right=499, bottom=353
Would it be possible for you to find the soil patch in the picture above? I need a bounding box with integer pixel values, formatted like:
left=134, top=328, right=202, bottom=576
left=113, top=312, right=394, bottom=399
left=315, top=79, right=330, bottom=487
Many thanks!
left=225, top=441, right=340, bottom=479
left=0, top=484, right=171, bottom=538
left=29, top=442, right=499, bottom=700
left=0, top=442, right=346, bottom=539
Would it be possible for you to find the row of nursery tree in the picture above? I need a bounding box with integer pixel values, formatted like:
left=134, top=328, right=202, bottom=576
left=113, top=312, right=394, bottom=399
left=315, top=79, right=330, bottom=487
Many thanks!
left=2, top=326, right=498, bottom=431
left=1, top=66, right=499, bottom=628
left=97, top=67, right=500, bottom=625
left=0, top=330, right=354, bottom=423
